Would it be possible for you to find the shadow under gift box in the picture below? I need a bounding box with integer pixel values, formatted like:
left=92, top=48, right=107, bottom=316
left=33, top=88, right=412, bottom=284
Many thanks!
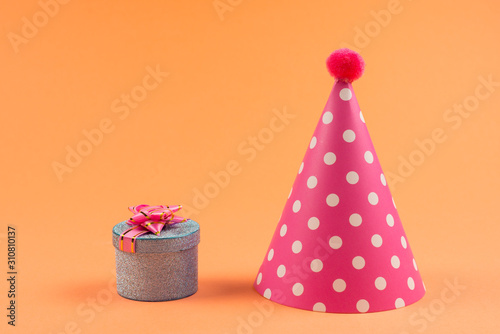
left=112, top=220, right=200, bottom=301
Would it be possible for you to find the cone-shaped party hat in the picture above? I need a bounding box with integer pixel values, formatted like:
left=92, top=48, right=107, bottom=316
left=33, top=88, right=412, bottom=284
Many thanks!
left=254, top=49, right=425, bottom=313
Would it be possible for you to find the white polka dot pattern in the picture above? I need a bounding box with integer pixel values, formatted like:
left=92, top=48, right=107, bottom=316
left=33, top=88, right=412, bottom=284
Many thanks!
left=254, top=81, right=424, bottom=313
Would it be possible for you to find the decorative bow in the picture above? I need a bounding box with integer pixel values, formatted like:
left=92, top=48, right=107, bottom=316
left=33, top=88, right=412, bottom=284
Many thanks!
left=119, top=204, right=188, bottom=253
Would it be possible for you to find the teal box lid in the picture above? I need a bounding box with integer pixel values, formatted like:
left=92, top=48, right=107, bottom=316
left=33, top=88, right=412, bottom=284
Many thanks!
left=112, top=220, right=200, bottom=253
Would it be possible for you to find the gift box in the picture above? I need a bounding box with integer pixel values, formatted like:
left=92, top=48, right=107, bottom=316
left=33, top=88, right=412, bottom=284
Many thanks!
left=112, top=205, right=200, bottom=301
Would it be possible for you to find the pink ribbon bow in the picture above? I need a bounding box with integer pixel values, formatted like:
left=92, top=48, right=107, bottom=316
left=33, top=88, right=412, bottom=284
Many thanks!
left=119, top=204, right=188, bottom=253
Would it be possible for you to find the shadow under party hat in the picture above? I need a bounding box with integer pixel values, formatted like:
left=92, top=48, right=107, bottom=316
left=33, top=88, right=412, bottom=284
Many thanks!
left=253, top=49, right=425, bottom=313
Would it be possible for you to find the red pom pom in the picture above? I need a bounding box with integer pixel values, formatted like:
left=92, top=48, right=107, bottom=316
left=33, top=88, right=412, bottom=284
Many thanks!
left=326, top=48, right=365, bottom=82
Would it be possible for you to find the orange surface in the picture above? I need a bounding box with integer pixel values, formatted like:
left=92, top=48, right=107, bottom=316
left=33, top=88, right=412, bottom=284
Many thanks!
left=1, top=0, right=499, bottom=333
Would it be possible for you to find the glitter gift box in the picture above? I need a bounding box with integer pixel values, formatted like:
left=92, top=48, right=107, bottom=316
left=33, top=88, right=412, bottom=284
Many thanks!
left=112, top=218, right=200, bottom=301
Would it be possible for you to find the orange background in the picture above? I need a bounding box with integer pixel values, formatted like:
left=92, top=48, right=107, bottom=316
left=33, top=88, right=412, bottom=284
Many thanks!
left=1, top=0, right=499, bottom=333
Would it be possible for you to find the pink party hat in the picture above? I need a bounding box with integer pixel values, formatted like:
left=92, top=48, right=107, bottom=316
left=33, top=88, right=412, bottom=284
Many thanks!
left=254, top=49, right=425, bottom=313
